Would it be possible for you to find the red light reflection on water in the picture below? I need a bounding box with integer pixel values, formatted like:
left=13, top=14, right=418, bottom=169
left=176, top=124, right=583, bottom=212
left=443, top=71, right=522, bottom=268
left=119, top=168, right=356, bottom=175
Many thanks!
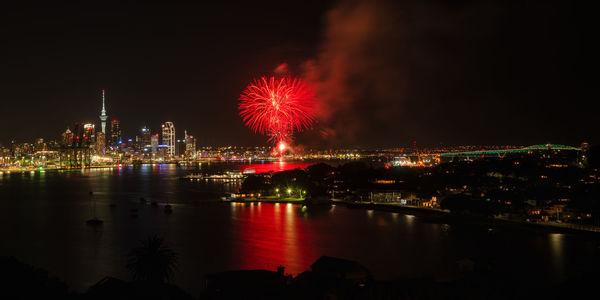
left=239, top=161, right=313, bottom=174
left=229, top=202, right=317, bottom=274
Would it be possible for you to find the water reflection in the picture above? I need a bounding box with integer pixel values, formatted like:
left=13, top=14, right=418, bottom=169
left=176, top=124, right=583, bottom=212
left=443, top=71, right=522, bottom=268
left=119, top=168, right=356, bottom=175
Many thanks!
left=231, top=203, right=311, bottom=274
left=0, top=164, right=594, bottom=296
left=549, top=233, right=565, bottom=281
left=238, top=162, right=313, bottom=174
left=405, top=214, right=415, bottom=230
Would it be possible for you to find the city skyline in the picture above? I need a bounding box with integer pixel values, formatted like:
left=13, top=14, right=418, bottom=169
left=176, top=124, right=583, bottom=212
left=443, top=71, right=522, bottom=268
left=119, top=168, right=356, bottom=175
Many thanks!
left=0, top=86, right=593, bottom=149
left=0, top=0, right=595, bottom=148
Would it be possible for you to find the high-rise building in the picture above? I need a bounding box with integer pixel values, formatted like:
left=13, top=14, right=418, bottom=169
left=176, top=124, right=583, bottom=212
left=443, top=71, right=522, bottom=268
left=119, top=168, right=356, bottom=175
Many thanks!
left=61, top=129, right=73, bottom=147
left=99, top=89, right=108, bottom=134
left=184, top=130, right=196, bottom=159
left=136, top=127, right=152, bottom=155
left=161, top=122, right=175, bottom=158
left=176, top=139, right=186, bottom=157
left=34, top=138, right=47, bottom=152
left=151, top=134, right=159, bottom=155
left=69, top=122, right=92, bottom=148
left=83, top=123, right=96, bottom=146
left=96, top=131, right=106, bottom=155
left=110, top=119, right=121, bottom=148
left=141, top=126, right=151, bottom=146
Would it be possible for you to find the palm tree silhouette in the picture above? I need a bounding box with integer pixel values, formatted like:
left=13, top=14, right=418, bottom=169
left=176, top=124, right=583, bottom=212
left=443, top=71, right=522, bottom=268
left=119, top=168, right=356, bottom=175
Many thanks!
left=126, top=235, right=178, bottom=283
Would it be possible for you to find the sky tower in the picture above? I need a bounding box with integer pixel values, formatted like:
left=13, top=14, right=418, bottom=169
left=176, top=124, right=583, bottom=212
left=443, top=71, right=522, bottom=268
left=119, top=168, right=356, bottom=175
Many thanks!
left=99, top=89, right=107, bottom=134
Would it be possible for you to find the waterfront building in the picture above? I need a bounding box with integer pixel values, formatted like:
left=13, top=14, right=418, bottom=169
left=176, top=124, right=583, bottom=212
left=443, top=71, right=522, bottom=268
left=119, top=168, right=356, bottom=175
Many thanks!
left=61, top=122, right=93, bottom=168
left=184, top=130, right=196, bottom=159
left=161, top=122, right=175, bottom=158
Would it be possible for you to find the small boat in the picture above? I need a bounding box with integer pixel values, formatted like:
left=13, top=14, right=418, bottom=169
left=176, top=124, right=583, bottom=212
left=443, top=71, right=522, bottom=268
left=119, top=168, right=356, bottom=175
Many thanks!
left=164, top=204, right=173, bottom=214
left=139, top=197, right=147, bottom=204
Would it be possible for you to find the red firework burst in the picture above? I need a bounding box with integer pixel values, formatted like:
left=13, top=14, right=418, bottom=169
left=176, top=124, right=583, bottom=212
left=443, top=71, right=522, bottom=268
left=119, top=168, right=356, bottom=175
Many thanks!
left=238, top=76, right=316, bottom=149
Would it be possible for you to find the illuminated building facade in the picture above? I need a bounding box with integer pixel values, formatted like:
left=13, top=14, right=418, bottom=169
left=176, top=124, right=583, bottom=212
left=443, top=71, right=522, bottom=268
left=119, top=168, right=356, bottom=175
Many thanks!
left=184, top=130, right=196, bottom=159
left=141, top=126, right=151, bottom=146
left=110, top=119, right=121, bottom=148
left=176, top=139, right=186, bottom=157
left=151, top=134, right=159, bottom=155
left=161, top=122, right=175, bottom=157
left=61, top=129, right=73, bottom=147
left=96, top=131, right=105, bottom=155
left=83, top=123, right=96, bottom=146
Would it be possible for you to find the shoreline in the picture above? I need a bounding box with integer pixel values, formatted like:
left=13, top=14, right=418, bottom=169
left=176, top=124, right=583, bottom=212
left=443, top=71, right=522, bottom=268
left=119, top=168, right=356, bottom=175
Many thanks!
left=332, top=200, right=600, bottom=235
left=226, top=198, right=600, bottom=235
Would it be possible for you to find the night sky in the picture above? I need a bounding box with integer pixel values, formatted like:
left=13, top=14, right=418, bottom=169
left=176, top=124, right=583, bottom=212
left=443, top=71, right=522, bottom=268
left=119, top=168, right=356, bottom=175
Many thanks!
left=0, top=0, right=595, bottom=148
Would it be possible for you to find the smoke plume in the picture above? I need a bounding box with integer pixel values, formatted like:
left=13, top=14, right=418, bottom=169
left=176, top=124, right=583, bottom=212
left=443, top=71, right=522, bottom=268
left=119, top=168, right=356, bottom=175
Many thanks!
left=305, top=0, right=406, bottom=146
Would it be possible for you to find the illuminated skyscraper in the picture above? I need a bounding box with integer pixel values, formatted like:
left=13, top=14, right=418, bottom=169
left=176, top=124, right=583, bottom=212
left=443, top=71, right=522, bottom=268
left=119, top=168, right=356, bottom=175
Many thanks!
left=176, top=139, right=185, bottom=157
left=151, top=134, right=159, bottom=155
left=161, top=122, right=175, bottom=157
left=61, top=129, right=73, bottom=147
left=83, top=123, right=96, bottom=147
left=99, top=89, right=107, bottom=134
left=96, top=131, right=106, bottom=155
left=141, top=126, right=151, bottom=146
left=184, top=130, right=196, bottom=159
left=110, top=119, right=121, bottom=148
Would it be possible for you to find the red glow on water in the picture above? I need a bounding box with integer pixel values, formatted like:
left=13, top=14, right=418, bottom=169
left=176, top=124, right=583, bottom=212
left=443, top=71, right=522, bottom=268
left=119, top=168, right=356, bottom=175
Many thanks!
left=229, top=203, right=317, bottom=275
left=238, top=76, right=316, bottom=148
left=239, top=162, right=313, bottom=174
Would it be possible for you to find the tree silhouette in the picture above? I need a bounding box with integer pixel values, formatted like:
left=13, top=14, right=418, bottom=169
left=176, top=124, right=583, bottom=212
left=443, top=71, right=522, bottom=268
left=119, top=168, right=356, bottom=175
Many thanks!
left=126, top=235, right=178, bottom=283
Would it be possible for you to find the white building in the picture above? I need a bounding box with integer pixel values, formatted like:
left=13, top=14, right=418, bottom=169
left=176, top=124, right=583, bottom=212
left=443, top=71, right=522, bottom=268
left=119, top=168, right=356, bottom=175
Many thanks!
left=161, top=122, right=175, bottom=158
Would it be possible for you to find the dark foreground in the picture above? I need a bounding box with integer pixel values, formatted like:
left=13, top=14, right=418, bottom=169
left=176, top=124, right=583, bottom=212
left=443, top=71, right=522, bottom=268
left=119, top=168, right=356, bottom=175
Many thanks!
left=1, top=255, right=597, bottom=299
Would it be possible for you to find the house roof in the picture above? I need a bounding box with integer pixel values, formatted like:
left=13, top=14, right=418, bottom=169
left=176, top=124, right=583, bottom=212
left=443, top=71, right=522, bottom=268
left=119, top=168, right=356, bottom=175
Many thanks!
left=310, top=256, right=369, bottom=273
left=204, top=269, right=284, bottom=288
